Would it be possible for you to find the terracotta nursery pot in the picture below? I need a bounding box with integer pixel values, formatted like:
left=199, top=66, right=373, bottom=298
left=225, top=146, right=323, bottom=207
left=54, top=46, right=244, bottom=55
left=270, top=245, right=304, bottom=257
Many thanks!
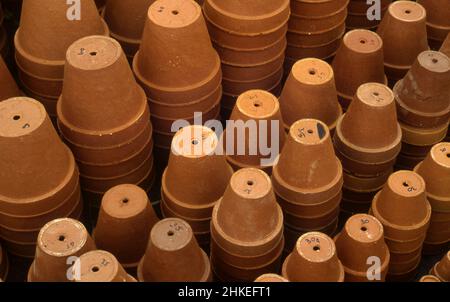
left=138, top=218, right=211, bottom=282
left=93, top=184, right=159, bottom=269
left=0, top=56, right=20, bottom=101
left=28, top=218, right=96, bottom=282
left=334, top=214, right=390, bottom=282
left=430, top=251, right=450, bottom=281
left=279, top=58, right=342, bottom=131
left=282, top=232, right=345, bottom=282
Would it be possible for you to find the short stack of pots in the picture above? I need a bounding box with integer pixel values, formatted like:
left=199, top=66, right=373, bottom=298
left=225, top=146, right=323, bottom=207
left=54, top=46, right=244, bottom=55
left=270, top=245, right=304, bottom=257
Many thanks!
left=133, top=0, right=222, bottom=162
left=103, top=0, right=154, bottom=61
left=279, top=58, right=342, bottom=133
left=160, top=125, right=233, bottom=249
left=282, top=232, right=345, bottom=282
left=224, top=90, right=286, bottom=173
left=0, top=243, right=8, bottom=281
left=0, top=97, right=82, bottom=258
left=286, top=0, right=348, bottom=73
left=334, top=214, right=390, bottom=282
left=430, top=251, right=450, bottom=282
left=271, top=119, right=343, bottom=253
left=0, top=2, right=7, bottom=58
left=203, top=0, right=289, bottom=117
left=74, top=250, right=137, bottom=282
left=57, top=36, right=155, bottom=209
left=210, top=168, right=284, bottom=281
left=0, top=56, right=20, bottom=101
left=28, top=218, right=96, bottom=282
left=334, top=83, right=401, bottom=219
left=332, top=29, right=387, bottom=110
left=138, top=218, right=212, bottom=282
left=93, top=184, right=159, bottom=273
left=393, top=50, right=450, bottom=170
left=414, top=143, right=450, bottom=255
left=14, top=0, right=109, bottom=121
left=377, top=1, right=429, bottom=87
left=346, top=0, right=392, bottom=31
left=418, top=0, right=450, bottom=50
left=370, top=171, right=431, bottom=281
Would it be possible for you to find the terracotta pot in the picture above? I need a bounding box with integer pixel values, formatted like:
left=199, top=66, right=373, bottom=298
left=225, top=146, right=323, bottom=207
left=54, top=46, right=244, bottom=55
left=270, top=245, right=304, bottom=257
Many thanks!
left=15, top=0, right=109, bottom=80
left=334, top=83, right=402, bottom=163
left=419, top=275, right=441, bottom=282
left=17, top=66, right=62, bottom=98
left=279, top=58, right=341, bottom=131
left=224, top=90, right=286, bottom=168
left=332, top=30, right=386, bottom=105
left=394, top=51, right=450, bottom=128
left=203, top=0, right=290, bottom=34
left=138, top=218, right=211, bottom=282
left=371, top=171, right=432, bottom=241
left=433, top=251, right=450, bottom=281
left=291, top=0, right=349, bottom=17
left=211, top=168, right=284, bottom=256
left=93, top=184, right=159, bottom=268
left=74, top=250, right=136, bottom=282
left=376, top=1, right=428, bottom=81
left=255, top=273, right=288, bottom=282
left=160, top=200, right=211, bottom=234
left=287, top=21, right=346, bottom=47
left=0, top=56, right=20, bottom=100
left=282, top=232, right=345, bottom=282
left=289, top=7, right=347, bottom=33
left=440, top=33, right=450, bottom=57
left=28, top=218, right=95, bottom=282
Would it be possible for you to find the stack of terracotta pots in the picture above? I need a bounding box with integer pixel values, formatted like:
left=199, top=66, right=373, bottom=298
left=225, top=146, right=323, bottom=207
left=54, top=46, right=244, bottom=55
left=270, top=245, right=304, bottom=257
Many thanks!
left=282, top=232, right=345, bottom=282
left=279, top=58, right=342, bottom=133
left=370, top=171, right=431, bottom=281
left=346, top=0, right=391, bottom=31
left=286, top=0, right=348, bottom=74
left=0, top=2, right=7, bottom=58
left=103, top=0, right=154, bottom=61
left=138, top=218, right=212, bottom=282
left=393, top=50, right=450, bottom=170
left=0, top=97, right=82, bottom=258
left=334, top=214, right=390, bottom=282
left=418, top=0, right=450, bottom=49
left=430, top=251, right=450, bottom=282
left=334, top=83, right=401, bottom=219
left=160, top=125, right=233, bottom=249
left=0, top=243, right=8, bottom=281
left=57, top=36, right=154, bottom=208
left=224, top=90, right=286, bottom=173
left=93, top=184, right=159, bottom=274
left=377, top=1, right=428, bottom=87
left=203, top=0, right=289, bottom=117
left=272, top=119, right=343, bottom=252
left=28, top=218, right=95, bottom=282
left=210, top=168, right=284, bottom=281
left=414, top=143, right=450, bottom=255
left=14, top=0, right=109, bottom=121
left=74, top=250, right=137, bottom=282
left=0, top=56, right=20, bottom=101
left=255, top=274, right=288, bottom=282
left=332, top=29, right=387, bottom=110
left=133, top=0, right=221, bottom=162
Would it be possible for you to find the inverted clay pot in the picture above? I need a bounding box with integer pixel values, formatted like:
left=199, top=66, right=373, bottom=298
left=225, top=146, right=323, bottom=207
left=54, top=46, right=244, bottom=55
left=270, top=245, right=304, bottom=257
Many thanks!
left=74, top=250, right=136, bottom=282
left=332, top=29, right=386, bottom=109
left=376, top=1, right=428, bottom=82
left=28, top=218, right=95, bottom=282
left=334, top=83, right=402, bottom=164
left=93, top=184, right=159, bottom=268
left=0, top=56, right=20, bottom=100
left=371, top=170, right=432, bottom=241
left=255, top=273, right=288, bottom=282
left=279, top=58, right=342, bottom=131
left=334, top=214, right=390, bottom=282
left=282, top=232, right=345, bottom=282
left=138, top=218, right=211, bottom=282
left=394, top=50, right=450, bottom=128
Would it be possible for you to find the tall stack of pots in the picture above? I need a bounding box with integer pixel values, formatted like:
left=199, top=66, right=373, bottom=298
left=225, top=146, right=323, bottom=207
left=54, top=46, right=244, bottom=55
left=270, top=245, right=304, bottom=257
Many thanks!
left=333, top=83, right=401, bottom=219
left=14, top=0, right=109, bottom=121
left=285, top=0, right=348, bottom=73
left=203, top=0, right=289, bottom=118
left=414, top=143, right=450, bottom=255
left=57, top=36, right=155, bottom=211
left=418, top=0, right=450, bottom=50
left=271, top=119, right=343, bottom=253
left=393, top=51, right=450, bottom=170
left=0, top=98, right=82, bottom=258
left=133, top=0, right=222, bottom=165
left=346, top=0, right=392, bottom=31
left=370, top=171, right=431, bottom=281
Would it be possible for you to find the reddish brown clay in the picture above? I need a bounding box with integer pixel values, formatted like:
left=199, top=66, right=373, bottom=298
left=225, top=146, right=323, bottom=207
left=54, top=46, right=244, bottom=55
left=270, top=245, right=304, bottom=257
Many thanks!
left=417, top=0, right=450, bottom=46
left=431, top=251, right=450, bottom=281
